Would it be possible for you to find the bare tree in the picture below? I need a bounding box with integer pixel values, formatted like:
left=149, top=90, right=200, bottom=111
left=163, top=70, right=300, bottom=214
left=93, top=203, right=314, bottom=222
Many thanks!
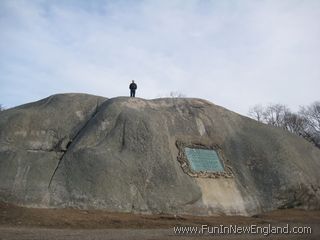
left=283, top=112, right=307, bottom=136
left=248, top=102, right=320, bottom=149
left=299, top=101, right=320, bottom=148
left=248, top=104, right=264, bottom=122
left=169, top=91, right=186, bottom=98
left=248, top=103, right=290, bottom=128
left=157, top=91, right=186, bottom=98
left=299, top=101, right=320, bottom=133
left=262, top=104, right=290, bottom=128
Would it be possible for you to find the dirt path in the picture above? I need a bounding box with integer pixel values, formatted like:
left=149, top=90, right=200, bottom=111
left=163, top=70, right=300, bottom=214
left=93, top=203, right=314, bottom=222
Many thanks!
left=0, top=203, right=319, bottom=239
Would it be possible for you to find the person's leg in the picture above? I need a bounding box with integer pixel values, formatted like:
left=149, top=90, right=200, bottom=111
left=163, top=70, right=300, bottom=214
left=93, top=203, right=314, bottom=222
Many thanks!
left=133, top=91, right=135, bottom=97
left=130, top=90, right=133, bottom=97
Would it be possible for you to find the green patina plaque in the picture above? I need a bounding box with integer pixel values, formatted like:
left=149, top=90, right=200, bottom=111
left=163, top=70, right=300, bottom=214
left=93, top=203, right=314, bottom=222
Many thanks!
left=184, top=147, right=224, bottom=172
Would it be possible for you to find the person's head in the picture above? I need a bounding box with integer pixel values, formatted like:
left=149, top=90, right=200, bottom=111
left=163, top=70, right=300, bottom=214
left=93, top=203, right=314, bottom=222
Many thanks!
left=132, top=80, right=134, bottom=83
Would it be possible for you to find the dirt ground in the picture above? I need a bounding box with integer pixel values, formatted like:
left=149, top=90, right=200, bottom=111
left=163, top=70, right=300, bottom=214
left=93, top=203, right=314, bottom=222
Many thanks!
left=0, top=202, right=319, bottom=239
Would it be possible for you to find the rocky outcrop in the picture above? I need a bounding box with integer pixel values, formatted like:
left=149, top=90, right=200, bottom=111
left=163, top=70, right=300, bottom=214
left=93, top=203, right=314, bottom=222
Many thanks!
left=0, top=94, right=319, bottom=216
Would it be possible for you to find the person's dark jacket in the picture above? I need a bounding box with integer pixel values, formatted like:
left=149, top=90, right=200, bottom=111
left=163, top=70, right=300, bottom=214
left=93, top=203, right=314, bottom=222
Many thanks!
left=129, top=83, right=137, bottom=90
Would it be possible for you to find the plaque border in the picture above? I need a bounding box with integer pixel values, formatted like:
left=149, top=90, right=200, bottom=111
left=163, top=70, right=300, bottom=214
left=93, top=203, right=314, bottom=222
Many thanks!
left=176, top=140, right=234, bottom=178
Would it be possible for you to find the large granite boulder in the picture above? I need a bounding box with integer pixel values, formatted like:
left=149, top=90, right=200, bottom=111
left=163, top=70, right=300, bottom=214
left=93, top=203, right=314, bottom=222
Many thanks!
left=0, top=94, right=319, bottom=216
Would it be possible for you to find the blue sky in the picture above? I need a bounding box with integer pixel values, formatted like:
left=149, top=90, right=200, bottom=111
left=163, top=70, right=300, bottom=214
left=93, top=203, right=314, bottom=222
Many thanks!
left=1, top=0, right=319, bottom=115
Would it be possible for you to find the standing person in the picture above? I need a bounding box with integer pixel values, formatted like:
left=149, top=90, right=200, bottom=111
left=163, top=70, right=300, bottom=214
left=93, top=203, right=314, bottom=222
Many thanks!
left=129, top=80, right=137, bottom=97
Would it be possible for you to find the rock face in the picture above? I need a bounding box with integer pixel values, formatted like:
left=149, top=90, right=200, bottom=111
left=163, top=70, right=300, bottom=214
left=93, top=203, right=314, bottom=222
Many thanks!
left=0, top=94, right=319, bottom=216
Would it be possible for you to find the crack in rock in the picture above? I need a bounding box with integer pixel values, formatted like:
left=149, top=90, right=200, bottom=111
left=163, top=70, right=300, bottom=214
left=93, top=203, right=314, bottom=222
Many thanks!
left=47, top=100, right=104, bottom=189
